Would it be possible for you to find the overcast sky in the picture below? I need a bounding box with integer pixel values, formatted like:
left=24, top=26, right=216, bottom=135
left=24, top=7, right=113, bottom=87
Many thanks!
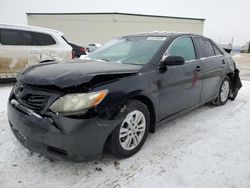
left=0, top=0, right=249, bottom=46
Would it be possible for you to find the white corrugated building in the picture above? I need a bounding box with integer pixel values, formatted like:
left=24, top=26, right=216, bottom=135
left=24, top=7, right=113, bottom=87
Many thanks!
left=27, top=12, right=205, bottom=46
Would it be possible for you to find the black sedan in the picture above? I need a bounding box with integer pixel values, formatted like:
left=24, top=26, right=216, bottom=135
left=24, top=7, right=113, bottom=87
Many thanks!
left=8, top=32, right=242, bottom=162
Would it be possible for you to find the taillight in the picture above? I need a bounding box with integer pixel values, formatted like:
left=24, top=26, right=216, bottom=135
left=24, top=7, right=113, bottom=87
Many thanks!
left=72, top=50, right=75, bottom=59
left=80, top=47, right=85, bottom=53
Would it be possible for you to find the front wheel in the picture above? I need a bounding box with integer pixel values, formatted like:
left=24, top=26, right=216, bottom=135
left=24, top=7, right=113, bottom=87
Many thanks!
left=212, top=76, right=230, bottom=106
left=110, top=100, right=150, bottom=158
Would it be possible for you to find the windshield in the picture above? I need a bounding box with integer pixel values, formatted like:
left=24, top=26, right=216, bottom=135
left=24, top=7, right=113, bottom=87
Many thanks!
left=87, top=36, right=166, bottom=65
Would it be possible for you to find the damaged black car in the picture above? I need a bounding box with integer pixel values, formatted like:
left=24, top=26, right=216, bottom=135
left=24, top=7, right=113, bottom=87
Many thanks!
left=8, top=32, right=242, bottom=162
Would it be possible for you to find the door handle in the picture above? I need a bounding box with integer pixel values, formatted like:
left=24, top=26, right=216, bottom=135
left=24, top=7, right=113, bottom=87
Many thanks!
left=195, top=66, right=201, bottom=72
left=221, top=59, right=226, bottom=64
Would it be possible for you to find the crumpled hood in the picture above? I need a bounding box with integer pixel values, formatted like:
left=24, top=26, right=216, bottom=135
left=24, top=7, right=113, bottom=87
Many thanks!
left=18, top=59, right=141, bottom=88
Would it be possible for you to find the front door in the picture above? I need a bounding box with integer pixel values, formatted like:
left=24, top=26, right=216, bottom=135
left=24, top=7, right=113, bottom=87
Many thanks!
left=158, top=36, right=202, bottom=120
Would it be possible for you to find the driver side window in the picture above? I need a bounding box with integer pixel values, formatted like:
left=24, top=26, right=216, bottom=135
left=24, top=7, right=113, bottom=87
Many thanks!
left=167, top=37, right=196, bottom=62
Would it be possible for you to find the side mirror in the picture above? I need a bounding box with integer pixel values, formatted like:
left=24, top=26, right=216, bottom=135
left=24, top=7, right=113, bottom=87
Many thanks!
left=159, top=56, right=185, bottom=68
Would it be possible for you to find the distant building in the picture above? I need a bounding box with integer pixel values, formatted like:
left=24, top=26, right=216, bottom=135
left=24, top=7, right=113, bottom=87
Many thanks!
left=241, top=41, right=250, bottom=53
left=27, top=12, right=205, bottom=46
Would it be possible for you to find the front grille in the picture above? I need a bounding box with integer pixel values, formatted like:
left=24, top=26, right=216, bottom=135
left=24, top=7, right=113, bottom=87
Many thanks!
left=13, top=83, right=50, bottom=112
left=20, top=94, right=49, bottom=111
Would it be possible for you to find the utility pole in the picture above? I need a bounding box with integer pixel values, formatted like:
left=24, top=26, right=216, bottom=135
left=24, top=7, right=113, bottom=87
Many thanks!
left=248, top=41, right=250, bottom=53
left=231, top=37, right=234, bottom=48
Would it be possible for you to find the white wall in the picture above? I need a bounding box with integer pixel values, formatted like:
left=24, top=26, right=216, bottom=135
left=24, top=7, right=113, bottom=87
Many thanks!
left=28, top=14, right=204, bottom=46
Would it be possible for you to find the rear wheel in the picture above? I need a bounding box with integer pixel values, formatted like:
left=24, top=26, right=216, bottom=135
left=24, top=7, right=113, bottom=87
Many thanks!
left=110, top=100, right=150, bottom=158
left=212, top=76, right=230, bottom=106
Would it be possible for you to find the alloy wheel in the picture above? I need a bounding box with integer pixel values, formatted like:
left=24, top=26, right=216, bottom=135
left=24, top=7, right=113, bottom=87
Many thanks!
left=220, top=80, right=230, bottom=102
left=119, top=110, right=146, bottom=151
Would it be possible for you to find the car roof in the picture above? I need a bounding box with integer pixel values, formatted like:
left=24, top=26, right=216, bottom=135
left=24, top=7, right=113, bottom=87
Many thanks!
left=124, top=31, right=203, bottom=38
left=0, top=23, right=63, bottom=36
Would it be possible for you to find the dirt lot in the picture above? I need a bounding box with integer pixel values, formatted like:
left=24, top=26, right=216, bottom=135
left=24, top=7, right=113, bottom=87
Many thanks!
left=0, top=54, right=250, bottom=188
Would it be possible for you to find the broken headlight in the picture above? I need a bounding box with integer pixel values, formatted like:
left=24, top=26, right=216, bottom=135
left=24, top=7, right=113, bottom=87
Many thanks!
left=49, top=90, right=108, bottom=115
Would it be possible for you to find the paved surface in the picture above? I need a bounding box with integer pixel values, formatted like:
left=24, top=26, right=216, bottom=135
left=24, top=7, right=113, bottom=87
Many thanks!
left=234, top=53, right=250, bottom=80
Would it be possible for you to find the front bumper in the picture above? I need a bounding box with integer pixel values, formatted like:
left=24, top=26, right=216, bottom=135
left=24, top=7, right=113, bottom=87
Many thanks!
left=8, top=99, right=121, bottom=162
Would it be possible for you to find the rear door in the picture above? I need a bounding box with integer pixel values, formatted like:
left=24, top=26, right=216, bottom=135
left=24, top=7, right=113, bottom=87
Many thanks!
left=193, top=37, right=226, bottom=103
left=0, top=29, right=42, bottom=78
left=31, top=32, right=71, bottom=61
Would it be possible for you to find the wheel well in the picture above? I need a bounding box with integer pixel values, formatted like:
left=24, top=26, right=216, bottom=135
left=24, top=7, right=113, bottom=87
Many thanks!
left=40, top=60, right=53, bottom=63
left=226, top=72, right=234, bottom=84
left=102, top=95, right=156, bottom=154
left=132, top=95, right=156, bottom=133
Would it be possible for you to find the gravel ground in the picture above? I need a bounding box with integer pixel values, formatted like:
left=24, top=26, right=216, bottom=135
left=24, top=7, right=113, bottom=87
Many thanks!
left=0, top=54, right=250, bottom=188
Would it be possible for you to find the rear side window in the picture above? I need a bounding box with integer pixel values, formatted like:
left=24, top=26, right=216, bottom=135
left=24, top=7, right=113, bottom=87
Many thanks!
left=0, top=29, right=56, bottom=46
left=195, top=38, right=215, bottom=58
left=167, top=37, right=196, bottom=61
left=31, top=32, right=56, bottom=45
left=213, top=44, right=223, bottom=55
left=20, top=31, right=33, bottom=45
left=0, top=29, right=20, bottom=45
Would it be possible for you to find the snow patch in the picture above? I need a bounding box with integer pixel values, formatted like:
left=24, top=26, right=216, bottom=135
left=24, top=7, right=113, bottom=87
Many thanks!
left=0, top=82, right=250, bottom=188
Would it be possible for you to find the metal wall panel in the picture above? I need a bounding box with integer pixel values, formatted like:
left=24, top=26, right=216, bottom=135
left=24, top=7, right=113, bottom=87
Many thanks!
left=27, top=13, right=204, bottom=46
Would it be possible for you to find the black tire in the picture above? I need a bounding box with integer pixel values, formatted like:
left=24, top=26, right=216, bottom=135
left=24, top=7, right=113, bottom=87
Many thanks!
left=110, top=100, right=150, bottom=158
left=212, top=76, right=230, bottom=106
